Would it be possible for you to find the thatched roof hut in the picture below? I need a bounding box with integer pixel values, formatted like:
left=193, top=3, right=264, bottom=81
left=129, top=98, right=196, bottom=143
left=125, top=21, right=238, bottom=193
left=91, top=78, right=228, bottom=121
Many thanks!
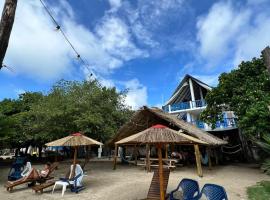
left=110, top=106, right=226, bottom=146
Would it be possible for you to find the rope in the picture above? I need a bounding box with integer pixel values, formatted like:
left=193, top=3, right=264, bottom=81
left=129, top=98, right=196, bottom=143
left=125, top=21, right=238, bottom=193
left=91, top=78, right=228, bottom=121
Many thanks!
left=222, top=144, right=241, bottom=149
left=221, top=147, right=242, bottom=154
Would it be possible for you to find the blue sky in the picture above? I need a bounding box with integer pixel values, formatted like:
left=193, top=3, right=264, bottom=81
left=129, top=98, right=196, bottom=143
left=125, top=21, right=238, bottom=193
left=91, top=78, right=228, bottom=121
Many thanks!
left=0, top=0, right=270, bottom=109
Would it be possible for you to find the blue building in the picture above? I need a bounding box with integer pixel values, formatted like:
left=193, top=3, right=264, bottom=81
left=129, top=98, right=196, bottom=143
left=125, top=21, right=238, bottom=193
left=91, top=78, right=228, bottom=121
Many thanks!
left=162, top=74, right=238, bottom=132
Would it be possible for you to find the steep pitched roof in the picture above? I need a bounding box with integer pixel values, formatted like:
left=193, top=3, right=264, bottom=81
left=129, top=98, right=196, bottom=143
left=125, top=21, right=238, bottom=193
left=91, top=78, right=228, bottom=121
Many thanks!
left=109, top=106, right=227, bottom=146
left=165, top=74, right=212, bottom=105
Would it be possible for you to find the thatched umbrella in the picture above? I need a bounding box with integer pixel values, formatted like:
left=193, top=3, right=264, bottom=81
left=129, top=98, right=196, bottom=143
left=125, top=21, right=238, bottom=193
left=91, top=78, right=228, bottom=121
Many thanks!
left=46, top=132, right=103, bottom=176
left=115, top=124, right=206, bottom=200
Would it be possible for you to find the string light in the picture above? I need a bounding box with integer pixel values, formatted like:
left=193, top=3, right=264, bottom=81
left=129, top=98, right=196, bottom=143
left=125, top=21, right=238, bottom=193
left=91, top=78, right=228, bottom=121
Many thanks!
left=2, top=64, right=15, bottom=73
left=39, top=0, right=93, bottom=77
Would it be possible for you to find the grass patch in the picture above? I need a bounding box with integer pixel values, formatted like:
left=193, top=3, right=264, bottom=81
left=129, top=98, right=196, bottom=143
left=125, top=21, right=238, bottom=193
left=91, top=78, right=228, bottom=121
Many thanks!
left=247, top=181, right=270, bottom=200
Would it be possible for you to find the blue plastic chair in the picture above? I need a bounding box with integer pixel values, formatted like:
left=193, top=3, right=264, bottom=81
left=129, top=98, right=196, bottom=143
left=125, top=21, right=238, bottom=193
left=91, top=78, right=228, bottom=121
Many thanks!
left=170, top=178, right=200, bottom=200
left=8, top=157, right=26, bottom=181
left=60, top=173, right=85, bottom=194
left=199, top=184, right=228, bottom=200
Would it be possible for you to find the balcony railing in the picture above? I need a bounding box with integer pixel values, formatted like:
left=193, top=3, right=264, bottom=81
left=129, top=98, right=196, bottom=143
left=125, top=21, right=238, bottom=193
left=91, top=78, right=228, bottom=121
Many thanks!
left=190, top=118, right=237, bottom=130
left=163, top=99, right=206, bottom=113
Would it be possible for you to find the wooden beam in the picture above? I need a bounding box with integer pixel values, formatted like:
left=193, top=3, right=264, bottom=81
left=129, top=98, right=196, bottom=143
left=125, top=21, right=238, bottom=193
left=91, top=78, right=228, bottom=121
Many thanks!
left=157, top=144, right=165, bottom=200
left=0, top=0, right=17, bottom=69
left=113, top=144, right=118, bottom=170
left=194, top=144, right=203, bottom=177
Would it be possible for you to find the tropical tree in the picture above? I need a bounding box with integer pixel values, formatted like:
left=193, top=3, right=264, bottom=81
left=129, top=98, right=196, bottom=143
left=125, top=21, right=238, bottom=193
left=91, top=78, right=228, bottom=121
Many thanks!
left=201, top=55, right=270, bottom=168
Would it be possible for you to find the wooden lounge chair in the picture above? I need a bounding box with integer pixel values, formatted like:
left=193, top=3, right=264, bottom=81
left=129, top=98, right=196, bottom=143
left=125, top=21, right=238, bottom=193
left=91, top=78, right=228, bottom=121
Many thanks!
left=4, top=162, right=59, bottom=192
left=32, top=181, right=55, bottom=194
left=146, top=168, right=170, bottom=200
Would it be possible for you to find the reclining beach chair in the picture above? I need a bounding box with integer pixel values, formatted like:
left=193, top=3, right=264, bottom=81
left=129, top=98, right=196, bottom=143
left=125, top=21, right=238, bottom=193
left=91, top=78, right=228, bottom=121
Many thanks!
left=146, top=168, right=170, bottom=200
left=199, top=184, right=228, bottom=200
left=169, top=178, right=200, bottom=200
left=52, top=164, right=85, bottom=196
left=5, top=162, right=59, bottom=192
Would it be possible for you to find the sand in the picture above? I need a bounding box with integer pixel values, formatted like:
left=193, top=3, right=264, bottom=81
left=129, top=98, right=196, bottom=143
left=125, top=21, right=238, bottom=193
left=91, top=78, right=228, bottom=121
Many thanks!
left=0, top=160, right=269, bottom=200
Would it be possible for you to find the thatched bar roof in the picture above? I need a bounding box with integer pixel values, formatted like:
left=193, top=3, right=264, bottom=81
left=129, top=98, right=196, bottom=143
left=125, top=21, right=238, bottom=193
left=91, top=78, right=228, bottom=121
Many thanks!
left=110, top=106, right=227, bottom=146
left=46, top=132, right=103, bottom=147
left=116, top=124, right=207, bottom=145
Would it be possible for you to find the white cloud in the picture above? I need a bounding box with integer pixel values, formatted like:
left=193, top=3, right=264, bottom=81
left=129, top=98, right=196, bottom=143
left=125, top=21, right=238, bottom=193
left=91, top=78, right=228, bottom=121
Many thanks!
left=95, top=16, right=147, bottom=63
left=196, top=1, right=270, bottom=67
left=108, top=0, right=122, bottom=12
left=196, top=1, right=250, bottom=65
left=1, top=0, right=147, bottom=80
left=193, top=74, right=219, bottom=87
left=123, top=79, right=147, bottom=110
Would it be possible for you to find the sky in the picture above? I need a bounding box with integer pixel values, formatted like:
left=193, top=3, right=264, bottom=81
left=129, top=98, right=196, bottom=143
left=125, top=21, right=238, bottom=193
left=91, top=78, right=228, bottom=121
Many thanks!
left=0, top=0, right=270, bottom=109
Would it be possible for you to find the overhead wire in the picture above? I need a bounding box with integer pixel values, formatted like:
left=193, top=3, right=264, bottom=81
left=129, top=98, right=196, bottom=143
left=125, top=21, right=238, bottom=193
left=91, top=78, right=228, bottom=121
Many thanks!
left=39, top=0, right=93, bottom=77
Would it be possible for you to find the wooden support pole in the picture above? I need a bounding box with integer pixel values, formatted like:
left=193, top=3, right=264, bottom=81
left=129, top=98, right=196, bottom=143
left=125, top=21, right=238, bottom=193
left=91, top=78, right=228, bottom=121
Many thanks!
left=194, top=144, right=203, bottom=177
left=146, top=144, right=150, bottom=172
left=134, top=145, right=138, bottom=166
left=157, top=144, right=165, bottom=200
left=207, top=147, right=212, bottom=170
left=71, top=146, right=78, bottom=178
left=113, top=144, right=118, bottom=170
left=214, top=148, right=219, bottom=165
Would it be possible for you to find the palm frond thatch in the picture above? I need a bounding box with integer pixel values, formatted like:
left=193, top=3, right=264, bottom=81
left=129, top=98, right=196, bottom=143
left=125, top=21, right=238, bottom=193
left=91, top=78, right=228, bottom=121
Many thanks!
left=46, top=133, right=103, bottom=147
left=110, top=106, right=227, bottom=146
left=116, top=125, right=207, bottom=145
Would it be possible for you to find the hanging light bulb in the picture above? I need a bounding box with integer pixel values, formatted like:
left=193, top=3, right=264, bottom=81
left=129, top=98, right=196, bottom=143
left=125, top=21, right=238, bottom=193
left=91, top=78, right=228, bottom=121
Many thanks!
left=55, top=25, right=60, bottom=31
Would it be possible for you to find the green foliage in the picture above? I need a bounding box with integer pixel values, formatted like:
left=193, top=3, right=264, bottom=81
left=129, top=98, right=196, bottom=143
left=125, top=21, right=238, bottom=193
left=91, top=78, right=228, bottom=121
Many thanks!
left=247, top=181, right=270, bottom=200
left=0, top=79, right=133, bottom=148
left=201, top=56, right=270, bottom=139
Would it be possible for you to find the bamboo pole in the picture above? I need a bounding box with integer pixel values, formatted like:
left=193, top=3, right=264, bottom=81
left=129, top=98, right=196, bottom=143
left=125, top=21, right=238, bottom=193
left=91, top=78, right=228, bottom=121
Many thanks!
left=157, top=144, right=165, bottom=200
left=207, top=147, right=212, bottom=170
left=194, top=144, right=203, bottom=177
left=113, top=145, right=118, bottom=170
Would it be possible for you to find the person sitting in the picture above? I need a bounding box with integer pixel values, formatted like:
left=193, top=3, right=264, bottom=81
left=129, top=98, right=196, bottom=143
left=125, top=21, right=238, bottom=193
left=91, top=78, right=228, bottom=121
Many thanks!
left=7, top=162, right=51, bottom=185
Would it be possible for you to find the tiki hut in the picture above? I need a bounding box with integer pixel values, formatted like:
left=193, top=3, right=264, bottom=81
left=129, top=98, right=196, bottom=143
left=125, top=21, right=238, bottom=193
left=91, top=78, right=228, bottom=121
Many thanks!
left=115, top=124, right=207, bottom=200
left=110, top=106, right=226, bottom=145
left=46, top=132, right=103, bottom=176
left=110, top=106, right=227, bottom=177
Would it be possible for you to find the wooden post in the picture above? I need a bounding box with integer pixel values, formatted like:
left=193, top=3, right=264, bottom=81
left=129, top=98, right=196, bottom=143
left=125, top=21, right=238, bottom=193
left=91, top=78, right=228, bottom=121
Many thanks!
left=0, top=0, right=18, bottom=69
left=214, top=148, right=219, bottom=165
left=157, top=144, right=165, bottom=200
left=207, top=147, right=212, bottom=170
left=113, top=144, right=118, bottom=170
left=146, top=144, right=150, bottom=172
left=194, top=144, right=203, bottom=177
left=134, top=145, right=138, bottom=166
left=71, top=146, right=78, bottom=178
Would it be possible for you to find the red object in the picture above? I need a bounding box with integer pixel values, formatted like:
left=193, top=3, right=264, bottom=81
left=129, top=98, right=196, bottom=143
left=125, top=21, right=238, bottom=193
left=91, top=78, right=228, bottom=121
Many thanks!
left=72, top=132, right=82, bottom=136
left=151, top=124, right=167, bottom=129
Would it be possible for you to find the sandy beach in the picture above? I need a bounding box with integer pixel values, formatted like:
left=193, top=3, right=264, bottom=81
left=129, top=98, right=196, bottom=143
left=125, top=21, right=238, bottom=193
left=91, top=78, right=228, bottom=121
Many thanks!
left=0, top=160, right=269, bottom=200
